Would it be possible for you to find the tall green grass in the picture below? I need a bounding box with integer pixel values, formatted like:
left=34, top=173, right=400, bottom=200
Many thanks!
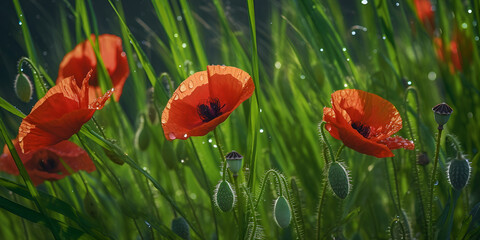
left=0, top=0, right=479, bottom=239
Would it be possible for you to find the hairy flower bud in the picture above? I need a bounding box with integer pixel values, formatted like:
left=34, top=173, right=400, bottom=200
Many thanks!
left=447, top=154, right=471, bottom=190
left=328, top=162, right=351, bottom=199
left=14, top=73, right=33, bottom=103
left=273, top=196, right=291, bottom=228
left=171, top=217, right=190, bottom=240
left=214, top=180, right=235, bottom=212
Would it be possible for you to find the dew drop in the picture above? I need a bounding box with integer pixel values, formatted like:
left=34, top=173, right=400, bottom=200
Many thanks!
left=351, top=31, right=356, bottom=36
left=208, top=139, right=213, bottom=143
left=168, top=132, right=176, bottom=140
left=361, top=0, right=368, bottom=5
left=180, top=84, right=187, bottom=92
left=188, top=80, right=194, bottom=88
left=395, top=2, right=399, bottom=6
left=468, top=9, right=472, bottom=14
left=173, top=33, right=178, bottom=38
left=259, top=129, right=264, bottom=133
left=181, top=43, right=187, bottom=48
left=183, top=134, right=188, bottom=138
left=407, top=81, right=412, bottom=85
left=200, top=75, right=204, bottom=81
left=145, top=221, right=151, bottom=228
left=476, top=36, right=479, bottom=41
left=344, top=83, right=348, bottom=88
left=177, top=16, right=183, bottom=21
left=428, top=71, right=437, bottom=81
left=213, top=144, right=218, bottom=148
left=274, top=61, right=282, bottom=69
left=161, top=118, right=167, bottom=124
left=300, top=74, right=306, bottom=79
left=174, top=94, right=179, bottom=100
left=342, top=47, right=347, bottom=51
left=166, top=102, right=171, bottom=109
left=180, top=159, right=185, bottom=163
left=18, top=21, right=22, bottom=25
left=461, top=23, right=468, bottom=29
left=434, top=180, right=439, bottom=186
left=121, top=52, right=126, bottom=57
left=382, top=35, right=386, bottom=40
left=320, top=48, right=324, bottom=52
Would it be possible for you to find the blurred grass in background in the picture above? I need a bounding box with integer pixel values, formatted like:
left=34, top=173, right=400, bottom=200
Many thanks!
left=0, top=0, right=479, bottom=239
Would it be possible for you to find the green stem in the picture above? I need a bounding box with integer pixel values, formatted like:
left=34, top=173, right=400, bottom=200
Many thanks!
left=428, top=128, right=443, bottom=239
left=391, top=158, right=402, bottom=211
left=213, top=128, right=227, bottom=181
left=334, top=144, right=345, bottom=162
left=319, top=122, right=335, bottom=163
left=316, top=180, right=328, bottom=240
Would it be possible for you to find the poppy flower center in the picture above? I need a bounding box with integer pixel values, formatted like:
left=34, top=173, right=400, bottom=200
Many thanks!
left=351, top=121, right=371, bottom=139
left=37, top=158, right=59, bottom=173
left=197, top=97, right=225, bottom=122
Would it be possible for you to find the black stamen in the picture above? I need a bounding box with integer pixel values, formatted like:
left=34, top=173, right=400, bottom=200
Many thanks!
left=197, top=97, right=225, bottom=122
left=38, top=158, right=58, bottom=173
left=351, top=121, right=371, bottom=139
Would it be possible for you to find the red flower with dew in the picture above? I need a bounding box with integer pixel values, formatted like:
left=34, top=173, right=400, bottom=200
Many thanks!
left=414, top=0, right=435, bottom=34
left=161, top=65, right=255, bottom=140
left=19, top=70, right=113, bottom=153
left=323, top=89, right=414, bottom=158
left=0, top=139, right=95, bottom=186
left=57, top=34, right=129, bottom=102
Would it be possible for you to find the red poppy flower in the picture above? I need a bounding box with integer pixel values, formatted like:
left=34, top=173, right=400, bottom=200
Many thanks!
left=323, top=89, right=414, bottom=158
left=434, top=30, right=473, bottom=72
left=18, top=70, right=113, bottom=153
left=161, top=65, right=255, bottom=140
left=0, top=139, right=95, bottom=186
left=414, top=0, right=435, bottom=34
left=57, top=34, right=129, bottom=102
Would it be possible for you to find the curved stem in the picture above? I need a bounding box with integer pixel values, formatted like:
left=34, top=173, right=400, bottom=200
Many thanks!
left=391, top=158, right=402, bottom=211
left=334, top=144, right=345, bottom=162
left=428, top=128, right=443, bottom=239
left=319, top=122, right=335, bottom=163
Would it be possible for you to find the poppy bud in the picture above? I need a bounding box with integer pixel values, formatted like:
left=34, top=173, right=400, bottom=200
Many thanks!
left=214, top=180, right=235, bottom=212
left=14, top=73, right=33, bottom=103
left=135, top=115, right=150, bottom=151
left=417, top=152, right=430, bottom=166
left=389, top=218, right=406, bottom=240
left=328, top=162, right=351, bottom=199
left=171, top=217, right=191, bottom=240
left=147, top=102, right=159, bottom=124
left=273, top=196, right=291, bottom=228
left=447, top=154, right=471, bottom=190
left=83, top=191, right=99, bottom=219
left=432, top=103, right=453, bottom=129
left=226, top=150, right=243, bottom=176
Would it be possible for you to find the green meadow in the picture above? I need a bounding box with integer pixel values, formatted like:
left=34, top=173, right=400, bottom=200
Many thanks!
left=0, top=0, right=479, bottom=239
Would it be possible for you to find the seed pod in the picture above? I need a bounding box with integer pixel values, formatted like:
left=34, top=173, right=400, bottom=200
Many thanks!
left=432, top=103, right=453, bottom=129
left=171, top=217, right=190, bottom=240
left=447, top=155, right=471, bottom=190
left=273, top=196, right=291, bottom=228
left=14, top=73, right=33, bottom=103
left=328, top=162, right=351, bottom=199
left=226, top=150, right=243, bottom=175
left=135, top=115, right=150, bottom=151
left=214, top=180, right=235, bottom=212
left=83, top=191, right=99, bottom=219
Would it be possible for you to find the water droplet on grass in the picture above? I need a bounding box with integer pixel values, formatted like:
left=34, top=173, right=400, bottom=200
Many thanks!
left=342, top=47, right=347, bottom=51
left=428, top=71, right=437, bottom=81
left=462, top=23, right=468, bottom=29
left=177, top=16, right=183, bottom=21
left=320, top=48, right=324, bottom=52
left=182, top=43, right=187, bottom=48
left=407, top=81, right=412, bottom=85
left=275, top=61, right=282, bottom=69
left=361, top=0, right=368, bottom=5
left=259, top=129, right=264, bottom=133
left=208, top=139, right=213, bottom=143
left=351, top=31, right=356, bottom=36
left=300, top=75, right=305, bottom=79
left=468, top=9, right=472, bottom=14
left=174, top=33, right=179, bottom=38
left=18, top=21, right=22, bottom=25
left=213, top=144, right=218, bottom=148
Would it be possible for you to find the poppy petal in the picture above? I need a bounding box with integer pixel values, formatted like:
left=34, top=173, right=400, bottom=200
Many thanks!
left=162, top=66, right=254, bottom=140
left=331, top=89, right=402, bottom=141
left=322, top=107, right=340, bottom=140
left=0, top=139, right=95, bottom=186
left=57, top=34, right=129, bottom=102
left=329, top=119, right=394, bottom=158
left=19, top=70, right=112, bottom=153
left=379, top=136, right=415, bottom=151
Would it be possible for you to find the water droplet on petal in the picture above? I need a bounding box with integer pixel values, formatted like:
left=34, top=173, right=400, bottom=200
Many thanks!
left=174, top=94, right=179, bottom=100
left=180, top=84, right=187, bottom=92
left=188, top=80, right=194, bottom=88
left=166, top=102, right=171, bottom=109
left=169, top=132, right=176, bottom=140
left=183, top=133, right=188, bottom=138
left=161, top=118, right=167, bottom=124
